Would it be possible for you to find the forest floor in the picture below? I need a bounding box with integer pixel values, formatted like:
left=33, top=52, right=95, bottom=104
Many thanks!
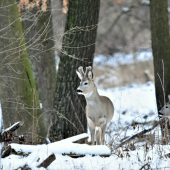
left=2, top=82, right=169, bottom=170
left=2, top=51, right=170, bottom=170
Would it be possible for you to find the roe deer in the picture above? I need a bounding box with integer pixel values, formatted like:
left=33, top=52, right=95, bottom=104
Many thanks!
left=76, top=66, right=114, bottom=145
left=159, top=95, right=170, bottom=119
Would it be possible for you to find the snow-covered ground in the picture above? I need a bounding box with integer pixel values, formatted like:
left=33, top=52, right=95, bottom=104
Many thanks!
left=94, top=50, right=152, bottom=67
left=2, top=81, right=169, bottom=170
left=2, top=50, right=169, bottom=169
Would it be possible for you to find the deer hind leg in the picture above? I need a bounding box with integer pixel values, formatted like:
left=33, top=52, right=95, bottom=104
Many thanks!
left=96, top=128, right=101, bottom=145
left=101, top=124, right=106, bottom=145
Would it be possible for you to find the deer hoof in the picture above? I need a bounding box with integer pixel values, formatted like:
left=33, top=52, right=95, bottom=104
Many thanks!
left=85, top=139, right=93, bottom=145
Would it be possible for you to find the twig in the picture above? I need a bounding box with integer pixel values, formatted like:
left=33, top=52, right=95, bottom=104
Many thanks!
left=116, top=120, right=161, bottom=149
left=139, top=162, right=150, bottom=170
left=37, top=153, right=56, bottom=168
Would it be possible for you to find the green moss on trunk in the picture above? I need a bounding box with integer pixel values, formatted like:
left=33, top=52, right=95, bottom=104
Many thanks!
left=21, top=1, right=56, bottom=136
left=0, top=0, right=46, bottom=143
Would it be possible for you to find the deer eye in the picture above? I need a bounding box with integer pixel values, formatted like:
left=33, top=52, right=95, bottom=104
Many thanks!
left=84, top=83, right=88, bottom=85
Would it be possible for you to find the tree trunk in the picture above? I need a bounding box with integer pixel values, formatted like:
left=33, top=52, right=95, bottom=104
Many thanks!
left=21, top=0, right=56, bottom=136
left=150, top=0, right=170, bottom=142
left=0, top=0, right=46, bottom=144
left=49, top=0, right=100, bottom=141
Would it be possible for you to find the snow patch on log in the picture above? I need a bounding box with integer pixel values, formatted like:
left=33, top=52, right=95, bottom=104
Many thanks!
left=11, top=133, right=111, bottom=156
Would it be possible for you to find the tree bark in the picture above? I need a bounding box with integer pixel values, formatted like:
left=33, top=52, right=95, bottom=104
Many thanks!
left=150, top=0, right=170, bottom=141
left=49, top=0, right=100, bottom=141
left=21, top=0, right=56, bottom=136
left=0, top=0, right=46, bottom=144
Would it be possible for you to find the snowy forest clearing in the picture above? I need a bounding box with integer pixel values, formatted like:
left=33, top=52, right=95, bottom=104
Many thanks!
left=2, top=144, right=170, bottom=170
left=2, top=82, right=169, bottom=170
left=1, top=0, right=170, bottom=169
left=10, top=133, right=110, bottom=157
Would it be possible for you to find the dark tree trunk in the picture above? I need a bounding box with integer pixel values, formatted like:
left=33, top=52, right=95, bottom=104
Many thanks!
left=49, top=0, right=100, bottom=141
left=0, top=0, right=46, bottom=143
left=21, top=0, right=56, bottom=136
left=150, top=0, right=170, bottom=142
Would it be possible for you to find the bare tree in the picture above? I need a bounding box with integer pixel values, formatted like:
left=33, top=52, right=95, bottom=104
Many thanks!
left=49, top=0, right=100, bottom=141
left=20, top=0, right=56, bottom=136
left=0, top=0, right=46, bottom=143
left=150, top=0, right=170, bottom=142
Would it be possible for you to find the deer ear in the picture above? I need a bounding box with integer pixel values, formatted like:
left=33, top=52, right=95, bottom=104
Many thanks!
left=76, top=70, right=83, bottom=80
left=88, top=70, right=93, bottom=79
left=85, top=66, right=94, bottom=80
left=76, top=66, right=84, bottom=80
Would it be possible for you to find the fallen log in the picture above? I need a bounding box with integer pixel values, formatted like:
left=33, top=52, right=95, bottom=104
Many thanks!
left=3, top=122, right=22, bottom=134
left=37, top=153, right=56, bottom=168
left=1, top=145, right=11, bottom=158
left=2, top=122, right=23, bottom=143
left=10, top=133, right=111, bottom=158
left=63, top=153, right=110, bottom=158
left=73, top=136, right=88, bottom=144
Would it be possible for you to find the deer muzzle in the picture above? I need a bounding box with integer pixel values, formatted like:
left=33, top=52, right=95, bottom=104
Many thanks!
left=76, top=89, right=83, bottom=94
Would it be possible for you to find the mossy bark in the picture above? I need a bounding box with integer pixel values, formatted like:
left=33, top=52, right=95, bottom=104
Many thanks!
left=0, top=0, right=46, bottom=144
left=21, top=0, right=56, bottom=136
left=150, top=0, right=170, bottom=142
left=49, top=0, right=100, bottom=141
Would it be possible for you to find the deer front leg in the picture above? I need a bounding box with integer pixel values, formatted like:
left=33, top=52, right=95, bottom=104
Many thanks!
left=101, top=124, right=106, bottom=145
left=88, top=126, right=95, bottom=145
left=96, top=128, right=101, bottom=145
left=86, top=117, right=95, bottom=145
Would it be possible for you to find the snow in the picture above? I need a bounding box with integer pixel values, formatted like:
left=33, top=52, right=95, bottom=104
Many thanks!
left=2, top=49, right=170, bottom=169
left=2, top=81, right=166, bottom=170
left=122, top=7, right=130, bottom=12
left=94, top=50, right=152, bottom=67
left=99, top=82, right=157, bottom=126
left=3, top=144, right=170, bottom=169
left=11, top=133, right=110, bottom=156
left=141, top=0, right=150, bottom=5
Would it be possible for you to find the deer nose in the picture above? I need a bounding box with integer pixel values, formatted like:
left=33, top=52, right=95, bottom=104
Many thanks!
left=76, top=89, right=82, bottom=93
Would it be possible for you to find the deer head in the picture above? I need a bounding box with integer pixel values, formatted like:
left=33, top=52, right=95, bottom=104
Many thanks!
left=159, top=95, right=170, bottom=118
left=76, top=66, right=95, bottom=97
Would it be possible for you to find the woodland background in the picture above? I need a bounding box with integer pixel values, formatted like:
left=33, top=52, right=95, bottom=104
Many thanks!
left=1, top=0, right=170, bottom=169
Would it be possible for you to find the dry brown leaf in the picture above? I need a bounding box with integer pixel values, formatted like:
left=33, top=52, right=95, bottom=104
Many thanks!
left=114, top=0, right=123, bottom=6
left=118, top=150, right=121, bottom=156
left=62, top=6, right=68, bottom=14
left=63, top=0, right=68, bottom=7
left=103, top=3, right=108, bottom=9
left=126, top=152, right=130, bottom=158
left=30, top=2, right=34, bottom=8
left=41, top=3, right=47, bottom=12
left=24, top=0, right=29, bottom=6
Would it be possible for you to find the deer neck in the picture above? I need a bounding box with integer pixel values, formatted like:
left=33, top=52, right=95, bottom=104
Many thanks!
left=84, top=86, right=100, bottom=103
